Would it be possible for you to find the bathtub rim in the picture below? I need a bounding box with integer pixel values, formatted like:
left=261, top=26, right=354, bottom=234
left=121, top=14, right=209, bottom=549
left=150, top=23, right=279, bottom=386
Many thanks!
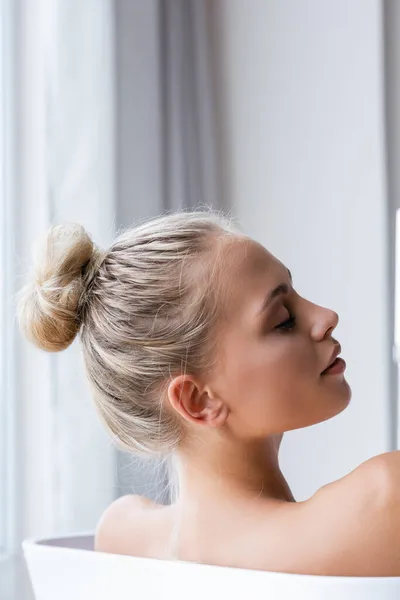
left=20, top=531, right=400, bottom=586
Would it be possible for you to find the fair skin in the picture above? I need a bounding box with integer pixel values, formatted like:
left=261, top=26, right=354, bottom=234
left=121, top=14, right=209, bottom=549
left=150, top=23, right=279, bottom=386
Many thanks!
left=168, top=237, right=350, bottom=507
left=95, top=237, right=400, bottom=576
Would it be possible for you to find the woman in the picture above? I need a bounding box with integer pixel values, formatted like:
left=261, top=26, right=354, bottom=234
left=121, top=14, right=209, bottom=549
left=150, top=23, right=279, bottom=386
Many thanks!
left=18, top=209, right=400, bottom=577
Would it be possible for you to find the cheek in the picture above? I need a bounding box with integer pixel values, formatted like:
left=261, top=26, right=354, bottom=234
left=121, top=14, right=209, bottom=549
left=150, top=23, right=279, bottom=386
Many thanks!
left=227, top=340, right=318, bottom=425
left=223, top=338, right=313, bottom=400
left=247, top=339, right=312, bottom=380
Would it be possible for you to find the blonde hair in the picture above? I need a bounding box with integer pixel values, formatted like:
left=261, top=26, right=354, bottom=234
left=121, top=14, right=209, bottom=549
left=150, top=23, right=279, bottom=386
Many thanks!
left=17, top=209, right=239, bottom=458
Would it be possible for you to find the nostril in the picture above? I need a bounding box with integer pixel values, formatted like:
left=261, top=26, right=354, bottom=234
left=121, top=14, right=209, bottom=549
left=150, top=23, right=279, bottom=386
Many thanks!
left=325, top=326, right=335, bottom=339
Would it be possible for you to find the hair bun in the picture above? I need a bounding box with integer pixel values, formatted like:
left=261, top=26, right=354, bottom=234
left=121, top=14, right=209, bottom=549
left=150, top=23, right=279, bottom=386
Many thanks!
left=18, top=223, right=101, bottom=352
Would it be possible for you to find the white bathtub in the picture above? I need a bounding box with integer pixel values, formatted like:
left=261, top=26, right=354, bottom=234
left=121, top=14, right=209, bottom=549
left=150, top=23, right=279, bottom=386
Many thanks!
left=22, top=533, right=400, bottom=600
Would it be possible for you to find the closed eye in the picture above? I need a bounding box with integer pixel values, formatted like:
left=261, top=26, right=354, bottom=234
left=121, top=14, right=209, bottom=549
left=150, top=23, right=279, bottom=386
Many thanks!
left=275, top=315, right=296, bottom=332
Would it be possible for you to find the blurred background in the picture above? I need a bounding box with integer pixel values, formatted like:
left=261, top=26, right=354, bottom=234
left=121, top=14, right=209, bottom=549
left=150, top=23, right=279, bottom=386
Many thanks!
left=0, top=0, right=398, bottom=597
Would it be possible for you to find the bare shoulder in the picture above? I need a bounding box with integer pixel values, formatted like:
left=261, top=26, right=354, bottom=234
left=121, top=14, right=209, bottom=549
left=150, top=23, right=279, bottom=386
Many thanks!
left=314, top=449, right=400, bottom=502
left=347, top=449, right=400, bottom=486
left=305, top=450, right=400, bottom=576
left=94, top=494, right=159, bottom=555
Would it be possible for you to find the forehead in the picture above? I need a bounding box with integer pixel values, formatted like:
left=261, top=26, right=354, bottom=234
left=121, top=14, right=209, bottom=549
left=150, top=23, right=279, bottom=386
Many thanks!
left=222, top=237, right=283, bottom=282
left=218, top=237, right=286, bottom=311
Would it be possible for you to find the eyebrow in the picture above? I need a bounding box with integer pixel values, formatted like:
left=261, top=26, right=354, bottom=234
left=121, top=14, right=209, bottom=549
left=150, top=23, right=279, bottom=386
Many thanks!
left=256, top=268, right=293, bottom=317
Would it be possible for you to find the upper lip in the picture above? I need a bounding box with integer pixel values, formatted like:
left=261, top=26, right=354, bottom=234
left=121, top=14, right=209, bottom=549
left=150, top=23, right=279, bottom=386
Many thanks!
left=321, top=343, right=341, bottom=374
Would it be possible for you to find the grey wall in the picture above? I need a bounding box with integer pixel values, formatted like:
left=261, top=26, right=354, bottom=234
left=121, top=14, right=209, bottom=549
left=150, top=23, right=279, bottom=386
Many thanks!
left=114, top=0, right=163, bottom=230
left=384, top=0, right=400, bottom=444
left=215, top=0, right=392, bottom=500
left=113, top=0, right=221, bottom=502
left=114, top=0, right=167, bottom=501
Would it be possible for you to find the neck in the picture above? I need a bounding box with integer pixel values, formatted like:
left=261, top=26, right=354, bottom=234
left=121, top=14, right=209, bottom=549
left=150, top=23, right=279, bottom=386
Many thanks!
left=173, top=433, right=296, bottom=506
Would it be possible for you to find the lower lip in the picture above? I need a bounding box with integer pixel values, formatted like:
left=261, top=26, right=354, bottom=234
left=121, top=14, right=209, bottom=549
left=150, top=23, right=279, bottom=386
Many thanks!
left=321, top=357, right=346, bottom=375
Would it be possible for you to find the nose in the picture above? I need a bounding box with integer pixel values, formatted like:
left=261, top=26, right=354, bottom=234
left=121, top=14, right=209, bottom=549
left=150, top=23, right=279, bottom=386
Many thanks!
left=309, top=304, right=339, bottom=342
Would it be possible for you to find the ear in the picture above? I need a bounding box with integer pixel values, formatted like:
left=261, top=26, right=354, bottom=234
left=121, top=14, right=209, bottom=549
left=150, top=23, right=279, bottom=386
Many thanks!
left=167, top=375, right=229, bottom=428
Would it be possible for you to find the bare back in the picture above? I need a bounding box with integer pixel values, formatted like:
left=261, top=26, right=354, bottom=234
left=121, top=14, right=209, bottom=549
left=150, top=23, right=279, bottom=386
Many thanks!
left=95, top=452, right=400, bottom=576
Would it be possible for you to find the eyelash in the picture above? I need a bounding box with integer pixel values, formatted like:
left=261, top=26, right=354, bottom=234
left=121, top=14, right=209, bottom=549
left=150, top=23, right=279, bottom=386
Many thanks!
left=275, top=315, right=296, bottom=333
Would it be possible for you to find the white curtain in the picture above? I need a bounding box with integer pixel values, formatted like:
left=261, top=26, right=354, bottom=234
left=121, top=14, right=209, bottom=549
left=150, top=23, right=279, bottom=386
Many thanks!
left=14, top=0, right=116, bottom=546
left=3, top=6, right=222, bottom=598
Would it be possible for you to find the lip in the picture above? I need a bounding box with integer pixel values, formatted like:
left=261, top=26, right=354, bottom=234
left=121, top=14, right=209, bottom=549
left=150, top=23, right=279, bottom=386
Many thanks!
left=322, top=357, right=346, bottom=375
left=321, top=344, right=342, bottom=375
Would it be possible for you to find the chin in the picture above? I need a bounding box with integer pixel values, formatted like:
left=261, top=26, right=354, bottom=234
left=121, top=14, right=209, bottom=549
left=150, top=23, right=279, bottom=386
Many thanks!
left=312, top=375, right=352, bottom=420
left=325, top=379, right=352, bottom=415
left=341, top=379, right=352, bottom=404
left=320, top=372, right=352, bottom=394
